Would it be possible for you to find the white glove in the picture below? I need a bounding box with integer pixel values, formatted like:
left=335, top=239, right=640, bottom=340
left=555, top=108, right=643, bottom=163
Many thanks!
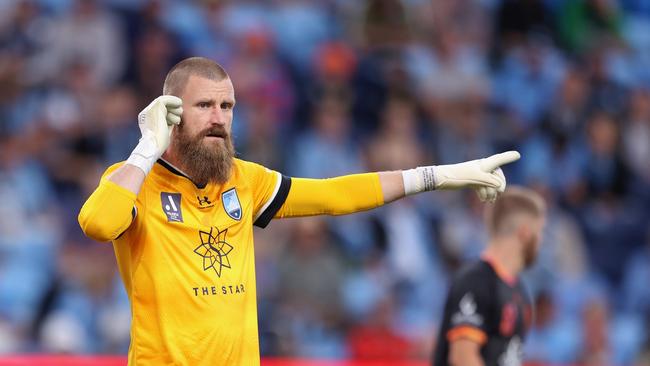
left=126, top=95, right=183, bottom=174
left=475, top=168, right=506, bottom=203
left=402, top=151, right=521, bottom=202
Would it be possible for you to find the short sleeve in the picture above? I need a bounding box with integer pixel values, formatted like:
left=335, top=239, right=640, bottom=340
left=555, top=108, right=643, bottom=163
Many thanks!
left=240, top=161, right=291, bottom=228
left=445, top=274, right=492, bottom=345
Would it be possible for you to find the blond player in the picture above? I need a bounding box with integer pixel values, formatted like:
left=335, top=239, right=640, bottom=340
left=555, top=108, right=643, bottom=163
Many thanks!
left=79, top=57, right=520, bottom=365
left=433, top=187, right=546, bottom=366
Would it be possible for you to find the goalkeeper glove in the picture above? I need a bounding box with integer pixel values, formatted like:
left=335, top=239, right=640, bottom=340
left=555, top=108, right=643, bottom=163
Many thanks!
left=126, top=95, right=183, bottom=174
left=402, top=151, right=521, bottom=203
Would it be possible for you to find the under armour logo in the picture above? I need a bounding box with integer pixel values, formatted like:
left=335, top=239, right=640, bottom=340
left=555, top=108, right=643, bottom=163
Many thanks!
left=197, top=196, right=212, bottom=206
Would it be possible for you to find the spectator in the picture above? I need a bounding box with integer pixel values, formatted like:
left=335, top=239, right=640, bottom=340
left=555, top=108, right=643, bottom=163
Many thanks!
left=275, top=217, right=347, bottom=357
left=558, top=0, right=623, bottom=54
left=622, top=87, right=650, bottom=194
left=32, top=0, right=127, bottom=86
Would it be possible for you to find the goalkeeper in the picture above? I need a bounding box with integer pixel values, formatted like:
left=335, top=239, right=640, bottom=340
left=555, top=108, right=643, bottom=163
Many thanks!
left=78, top=57, right=520, bottom=366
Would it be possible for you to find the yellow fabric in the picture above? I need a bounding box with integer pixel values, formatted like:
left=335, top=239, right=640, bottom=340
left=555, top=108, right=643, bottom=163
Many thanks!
left=276, top=173, right=384, bottom=217
left=79, top=158, right=281, bottom=366
left=78, top=164, right=135, bottom=242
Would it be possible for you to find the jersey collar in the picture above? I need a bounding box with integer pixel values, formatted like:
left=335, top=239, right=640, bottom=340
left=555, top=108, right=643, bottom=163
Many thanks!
left=480, top=253, right=517, bottom=287
left=156, top=158, right=207, bottom=189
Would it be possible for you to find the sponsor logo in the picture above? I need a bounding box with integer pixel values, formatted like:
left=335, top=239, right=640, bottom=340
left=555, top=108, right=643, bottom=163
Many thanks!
left=193, top=227, right=233, bottom=278
left=197, top=195, right=214, bottom=209
left=192, top=284, right=245, bottom=297
left=161, top=192, right=183, bottom=223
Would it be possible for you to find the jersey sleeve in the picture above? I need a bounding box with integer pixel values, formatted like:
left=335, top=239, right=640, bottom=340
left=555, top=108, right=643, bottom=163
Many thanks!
left=100, top=163, right=139, bottom=227
left=274, top=173, right=384, bottom=218
left=445, top=272, right=492, bottom=345
left=241, top=161, right=291, bottom=228
left=78, top=162, right=138, bottom=242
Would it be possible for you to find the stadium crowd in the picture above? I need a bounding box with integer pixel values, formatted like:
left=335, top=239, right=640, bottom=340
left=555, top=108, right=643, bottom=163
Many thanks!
left=0, top=0, right=649, bottom=364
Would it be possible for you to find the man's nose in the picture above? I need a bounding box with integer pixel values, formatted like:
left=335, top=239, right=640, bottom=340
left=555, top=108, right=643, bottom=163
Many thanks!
left=210, top=107, right=226, bottom=126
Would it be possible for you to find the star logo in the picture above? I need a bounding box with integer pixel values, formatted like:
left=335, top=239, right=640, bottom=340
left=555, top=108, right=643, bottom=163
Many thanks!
left=193, top=227, right=233, bottom=278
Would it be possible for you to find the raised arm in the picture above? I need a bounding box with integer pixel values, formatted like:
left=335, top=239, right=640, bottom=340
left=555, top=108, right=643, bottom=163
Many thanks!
left=276, top=151, right=521, bottom=218
left=78, top=96, right=182, bottom=242
left=109, top=95, right=183, bottom=194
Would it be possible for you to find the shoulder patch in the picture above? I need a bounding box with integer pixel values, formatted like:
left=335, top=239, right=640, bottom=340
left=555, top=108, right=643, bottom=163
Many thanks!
left=452, top=292, right=484, bottom=327
left=460, top=293, right=477, bottom=316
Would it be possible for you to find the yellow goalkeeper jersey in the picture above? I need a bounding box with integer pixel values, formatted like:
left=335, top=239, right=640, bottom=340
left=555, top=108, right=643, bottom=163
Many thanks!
left=79, top=155, right=384, bottom=365
left=101, top=158, right=290, bottom=365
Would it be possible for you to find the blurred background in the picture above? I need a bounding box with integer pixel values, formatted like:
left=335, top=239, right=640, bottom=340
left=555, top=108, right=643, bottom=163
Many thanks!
left=0, top=0, right=649, bottom=364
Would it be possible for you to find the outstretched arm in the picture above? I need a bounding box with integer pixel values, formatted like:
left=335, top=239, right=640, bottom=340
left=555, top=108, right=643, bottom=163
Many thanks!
left=276, top=151, right=521, bottom=218
left=275, top=173, right=384, bottom=218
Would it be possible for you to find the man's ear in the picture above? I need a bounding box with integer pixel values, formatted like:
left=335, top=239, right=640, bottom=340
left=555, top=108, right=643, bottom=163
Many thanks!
left=516, top=222, right=532, bottom=243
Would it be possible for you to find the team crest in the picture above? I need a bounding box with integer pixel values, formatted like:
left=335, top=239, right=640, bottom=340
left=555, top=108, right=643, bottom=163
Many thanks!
left=222, top=188, right=242, bottom=221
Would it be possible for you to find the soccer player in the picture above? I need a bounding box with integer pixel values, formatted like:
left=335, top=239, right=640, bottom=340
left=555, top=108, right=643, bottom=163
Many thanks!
left=78, top=57, right=520, bottom=365
left=432, top=186, right=546, bottom=366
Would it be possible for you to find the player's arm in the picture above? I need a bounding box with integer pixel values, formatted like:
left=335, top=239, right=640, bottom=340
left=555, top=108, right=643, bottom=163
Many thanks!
left=78, top=164, right=138, bottom=242
left=449, top=338, right=485, bottom=366
left=274, top=151, right=520, bottom=218
left=440, top=268, right=493, bottom=366
left=275, top=173, right=384, bottom=218
left=78, top=96, right=182, bottom=242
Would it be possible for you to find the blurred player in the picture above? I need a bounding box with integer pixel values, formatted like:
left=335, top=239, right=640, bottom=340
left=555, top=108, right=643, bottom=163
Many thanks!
left=433, top=186, right=546, bottom=366
left=78, top=56, right=520, bottom=365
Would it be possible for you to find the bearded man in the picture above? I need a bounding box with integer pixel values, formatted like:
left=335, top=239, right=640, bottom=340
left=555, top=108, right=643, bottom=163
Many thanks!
left=79, top=57, right=520, bottom=366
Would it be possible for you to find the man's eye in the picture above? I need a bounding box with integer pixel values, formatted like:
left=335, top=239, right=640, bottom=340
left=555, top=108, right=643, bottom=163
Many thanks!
left=221, top=103, right=233, bottom=110
left=199, top=102, right=210, bottom=108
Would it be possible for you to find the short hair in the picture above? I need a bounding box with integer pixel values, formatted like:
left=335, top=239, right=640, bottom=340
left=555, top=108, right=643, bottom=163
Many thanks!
left=163, top=57, right=229, bottom=96
left=486, top=186, right=546, bottom=236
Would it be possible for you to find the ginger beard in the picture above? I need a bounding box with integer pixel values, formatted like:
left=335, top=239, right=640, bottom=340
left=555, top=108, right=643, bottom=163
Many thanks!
left=174, top=123, right=235, bottom=185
